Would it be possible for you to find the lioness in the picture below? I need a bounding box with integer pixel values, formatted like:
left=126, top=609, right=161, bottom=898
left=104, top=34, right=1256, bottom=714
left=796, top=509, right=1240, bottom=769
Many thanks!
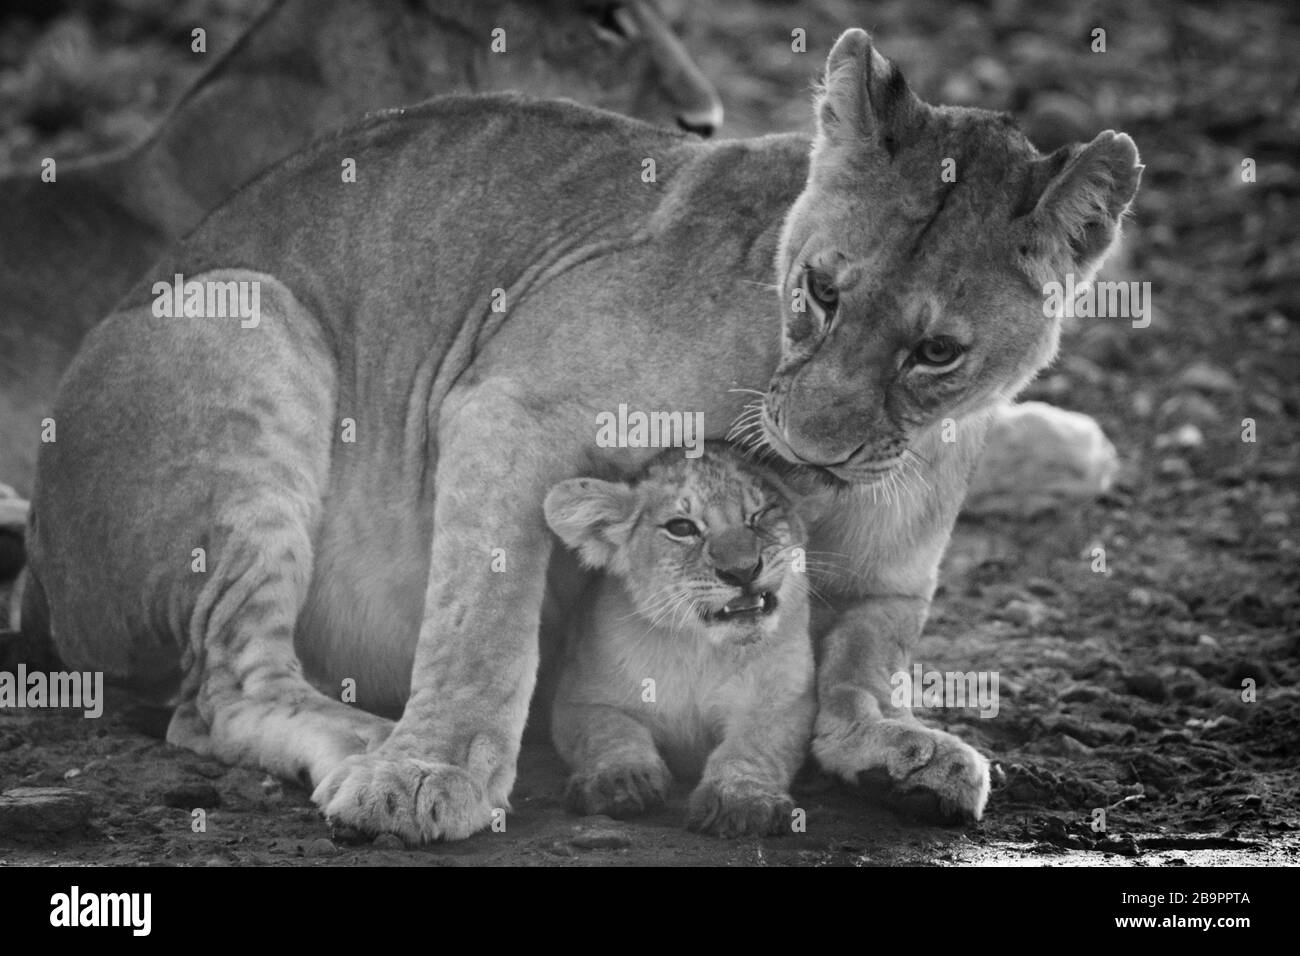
left=0, top=0, right=722, bottom=499
left=545, top=445, right=814, bottom=837
left=23, top=29, right=1139, bottom=842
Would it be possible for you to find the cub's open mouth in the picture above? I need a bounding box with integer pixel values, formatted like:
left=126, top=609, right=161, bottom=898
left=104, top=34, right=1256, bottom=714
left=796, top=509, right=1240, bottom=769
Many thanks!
left=706, top=591, right=777, bottom=622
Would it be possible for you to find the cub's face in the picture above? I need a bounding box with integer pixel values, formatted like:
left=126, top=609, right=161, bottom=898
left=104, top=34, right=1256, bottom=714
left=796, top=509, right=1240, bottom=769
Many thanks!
left=545, top=448, right=806, bottom=648
left=762, top=29, right=1142, bottom=484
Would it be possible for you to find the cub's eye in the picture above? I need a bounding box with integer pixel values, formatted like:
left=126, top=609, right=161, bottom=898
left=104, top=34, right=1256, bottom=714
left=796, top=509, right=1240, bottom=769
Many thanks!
left=663, top=518, right=700, bottom=538
left=912, top=337, right=964, bottom=369
left=803, top=267, right=839, bottom=318
left=747, top=505, right=775, bottom=527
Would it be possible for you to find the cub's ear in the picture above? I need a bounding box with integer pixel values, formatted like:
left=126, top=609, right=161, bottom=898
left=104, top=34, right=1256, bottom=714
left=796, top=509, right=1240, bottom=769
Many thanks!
left=1016, top=130, right=1143, bottom=286
left=816, top=28, right=920, bottom=154
left=543, top=478, right=637, bottom=570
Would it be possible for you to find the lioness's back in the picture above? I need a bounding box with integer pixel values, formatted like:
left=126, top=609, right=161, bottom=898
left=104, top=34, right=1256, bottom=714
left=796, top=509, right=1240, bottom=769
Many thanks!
left=164, top=95, right=693, bottom=307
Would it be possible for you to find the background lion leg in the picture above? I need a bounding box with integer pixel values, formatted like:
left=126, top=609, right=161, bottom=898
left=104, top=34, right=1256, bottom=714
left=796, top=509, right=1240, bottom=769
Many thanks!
left=812, top=595, right=990, bottom=822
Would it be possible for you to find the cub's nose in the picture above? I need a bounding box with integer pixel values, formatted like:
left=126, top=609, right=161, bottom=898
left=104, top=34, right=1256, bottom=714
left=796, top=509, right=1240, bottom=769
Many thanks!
left=708, top=527, right=763, bottom=586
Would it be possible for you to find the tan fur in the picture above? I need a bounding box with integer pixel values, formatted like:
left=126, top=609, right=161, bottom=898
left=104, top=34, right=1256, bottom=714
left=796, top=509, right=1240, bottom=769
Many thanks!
left=24, top=30, right=1139, bottom=842
left=545, top=445, right=814, bottom=837
left=0, top=0, right=722, bottom=498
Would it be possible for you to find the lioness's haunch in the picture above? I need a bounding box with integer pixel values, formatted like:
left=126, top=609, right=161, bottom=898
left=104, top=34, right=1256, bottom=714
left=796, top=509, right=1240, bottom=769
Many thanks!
left=24, top=30, right=1139, bottom=842
left=0, top=0, right=722, bottom=499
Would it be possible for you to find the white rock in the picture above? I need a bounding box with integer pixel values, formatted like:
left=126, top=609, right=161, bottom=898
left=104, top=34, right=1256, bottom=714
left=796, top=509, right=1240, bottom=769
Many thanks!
left=1154, top=423, right=1204, bottom=450
left=1176, top=361, right=1237, bottom=394
left=0, top=496, right=28, bottom=530
left=964, top=402, right=1119, bottom=518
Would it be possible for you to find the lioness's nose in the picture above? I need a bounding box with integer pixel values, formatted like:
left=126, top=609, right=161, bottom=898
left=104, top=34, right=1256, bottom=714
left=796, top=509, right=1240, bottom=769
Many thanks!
left=676, top=103, right=722, bottom=138
left=627, top=0, right=723, bottom=137
left=708, top=528, right=763, bottom=586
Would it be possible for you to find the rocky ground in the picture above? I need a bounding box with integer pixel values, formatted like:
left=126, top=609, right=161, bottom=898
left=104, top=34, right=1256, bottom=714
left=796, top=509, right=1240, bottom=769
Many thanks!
left=1, top=0, right=1297, bottom=866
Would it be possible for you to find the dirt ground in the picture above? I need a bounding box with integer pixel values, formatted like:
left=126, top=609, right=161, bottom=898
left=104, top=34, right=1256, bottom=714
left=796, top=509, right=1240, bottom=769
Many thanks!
left=1, top=0, right=1297, bottom=866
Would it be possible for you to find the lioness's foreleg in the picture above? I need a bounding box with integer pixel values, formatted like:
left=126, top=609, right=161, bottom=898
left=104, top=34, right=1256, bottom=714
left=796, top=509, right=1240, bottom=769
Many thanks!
left=812, top=596, right=990, bottom=822
left=313, top=383, right=571, bottom=842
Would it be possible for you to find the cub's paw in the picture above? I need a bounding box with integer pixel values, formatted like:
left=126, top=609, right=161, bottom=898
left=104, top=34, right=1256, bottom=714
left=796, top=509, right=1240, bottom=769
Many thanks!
left=565, top=760, right=671, bottom=819
left=687, top=778, right=794, bottom=838
left=815, top=717, right=989, bottom=823
left=312, top=752, right=493, bottom=844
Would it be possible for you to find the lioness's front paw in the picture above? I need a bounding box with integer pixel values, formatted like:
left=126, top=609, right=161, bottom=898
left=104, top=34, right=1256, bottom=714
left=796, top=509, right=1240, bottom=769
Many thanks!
left=565, top=760, right=670, bottom=819
left=814, top=717, right=989, bottom=823
left=687, top=779, right=794, bottom=838
left=312, top=752, right=493, bottom=844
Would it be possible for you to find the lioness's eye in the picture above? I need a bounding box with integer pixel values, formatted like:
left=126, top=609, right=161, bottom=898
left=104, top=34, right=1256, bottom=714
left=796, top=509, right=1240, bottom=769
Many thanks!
left=664, top=518, right=700, bottom=538
left=912, top=337, right=964, bottom=369
left=803, top=267, right=839, bottom=318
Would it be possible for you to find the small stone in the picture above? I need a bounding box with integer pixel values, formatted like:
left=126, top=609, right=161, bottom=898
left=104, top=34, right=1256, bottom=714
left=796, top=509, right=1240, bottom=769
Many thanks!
left=1262, top=511, right=1290, bottom=529
left=372, top=833, right=405, bottom=850
left=1044, top=733, right=1094, bottom=757
left=570, top=827, right=632, bottom=850
left=1026, top=578, right=1060, bottom=598
left=305, top=838, right=337, bottom=856
left=1158, top=392, right=1221, bottom=426
left=161, top=783, right=221, bottom=809
left=1264, top=311, right=1289, bottom=335
left=1127, top=587, right=1153, bottom=608
left=0, top=787, right=94, bottom=834
left=1157, top=456, right=1192, bottom=479
left=63, top=768, right=81, bottom=780
left=1060, top=684, right=1101, bottom=703
left=1176, top=361, right=1236, bottom=394
left=546, top=841, right=577, bottom=858
left=1154, top=424, right=1203, bottom=450
left=1001, top=599, right=1048, bottom=628
left=1124, top=671, right=1169, bottom=703
left=1196, top=634, right=1221, bottom=650
left=186, top=759, right=229, bottom=780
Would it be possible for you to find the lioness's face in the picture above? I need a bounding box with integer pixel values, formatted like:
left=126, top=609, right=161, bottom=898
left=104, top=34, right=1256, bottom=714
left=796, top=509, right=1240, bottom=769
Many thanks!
left=461, top=0, right=723, bottom=134
left=544, top=449, right=806, bottom=649
left=762, top=30, right=1141, bottom=483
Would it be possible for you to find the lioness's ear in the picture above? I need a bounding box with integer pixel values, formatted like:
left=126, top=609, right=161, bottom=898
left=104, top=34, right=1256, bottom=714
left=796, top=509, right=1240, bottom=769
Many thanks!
left=816, top=28, right=920, bottom=154
left=1017, top=130, right=1143, bottom=286
left=543, top=478, right=637, bottom=570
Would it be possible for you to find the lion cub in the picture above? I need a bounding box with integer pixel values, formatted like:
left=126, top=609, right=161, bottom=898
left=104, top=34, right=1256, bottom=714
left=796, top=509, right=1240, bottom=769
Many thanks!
left=543, top=445, right=815, bottom=838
